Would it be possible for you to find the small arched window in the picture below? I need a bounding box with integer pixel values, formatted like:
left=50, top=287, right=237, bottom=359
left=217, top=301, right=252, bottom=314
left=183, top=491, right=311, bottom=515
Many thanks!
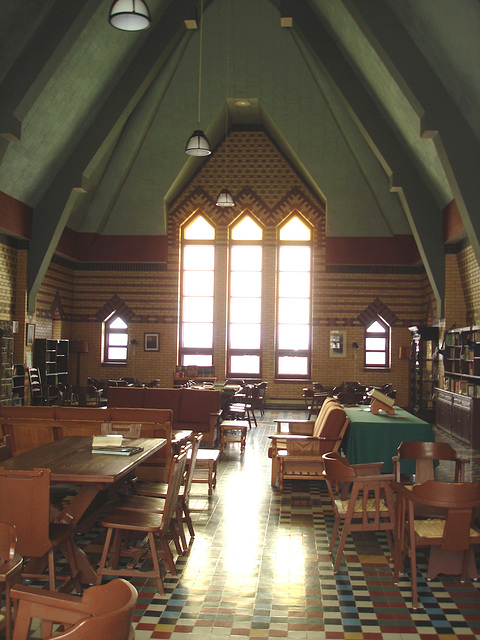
left=104, top=313, right=129, bottom=363
left=364, top=317, right=390, bottom=369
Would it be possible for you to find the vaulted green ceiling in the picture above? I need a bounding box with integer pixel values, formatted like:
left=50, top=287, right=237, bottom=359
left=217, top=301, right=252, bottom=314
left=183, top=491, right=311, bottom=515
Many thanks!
left=0, top=0, right=478, bottom=316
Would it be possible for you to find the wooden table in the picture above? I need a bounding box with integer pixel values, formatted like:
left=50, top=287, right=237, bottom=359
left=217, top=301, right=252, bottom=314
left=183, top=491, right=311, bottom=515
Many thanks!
left=0, top=436, right=166, bottom=583
left=342, top=406, right=434, bottom=474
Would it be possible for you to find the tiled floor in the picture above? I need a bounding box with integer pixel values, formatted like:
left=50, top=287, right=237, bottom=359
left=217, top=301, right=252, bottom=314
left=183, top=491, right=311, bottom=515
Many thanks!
left=21, top=409, right=480, bottom=638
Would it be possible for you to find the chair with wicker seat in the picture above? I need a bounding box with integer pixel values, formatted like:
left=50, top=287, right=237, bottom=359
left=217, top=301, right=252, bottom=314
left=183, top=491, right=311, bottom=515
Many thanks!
left=322, top=452, right=396, bottom=573
left=392, top=479, right=480, bottom=609
left=0, top=523, right=23, bottom=640
left=96, top=449, right=188, bottom=594
left=10, top=578, right=137, bottom=640
left=0, top=468, right=82, bottom=594
left=392, top=440, right=469, bottom=485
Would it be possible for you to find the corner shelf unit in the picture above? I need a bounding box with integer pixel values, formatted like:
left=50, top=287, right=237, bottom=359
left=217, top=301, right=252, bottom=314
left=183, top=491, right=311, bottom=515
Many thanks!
left=435, top=325, right=480, bottom=449
left=12, top=363, right=25, bottom=405
left=33, top=339, right=69, bottom=404
left=408, top=325, right=439, bottom=423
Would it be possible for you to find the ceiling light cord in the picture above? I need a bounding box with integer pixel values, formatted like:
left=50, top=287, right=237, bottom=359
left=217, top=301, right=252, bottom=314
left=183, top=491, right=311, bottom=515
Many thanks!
left=197, top=0, right=204, bottom=126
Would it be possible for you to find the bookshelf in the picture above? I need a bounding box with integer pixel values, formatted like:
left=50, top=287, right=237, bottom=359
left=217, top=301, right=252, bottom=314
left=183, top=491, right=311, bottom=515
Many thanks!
left=408, top=325, right=439, bottom=423
left=34, top=339, right=69, bottom=404
left=436, top=325, right=480, bottom=448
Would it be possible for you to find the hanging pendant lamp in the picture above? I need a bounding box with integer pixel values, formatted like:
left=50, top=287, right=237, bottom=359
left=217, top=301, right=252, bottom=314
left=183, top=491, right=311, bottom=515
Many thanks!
left=216, top=188, right=235, bottom=207
left=185, top=129, right=211, bottom=156
left=185, top=0, right=211, bottom=156
left=109, top=0, right=151, bottom=32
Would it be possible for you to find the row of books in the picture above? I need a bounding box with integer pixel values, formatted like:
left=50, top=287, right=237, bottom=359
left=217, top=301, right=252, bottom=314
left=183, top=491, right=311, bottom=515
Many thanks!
left=444, top=377, right=480, bottom=398
left=175, top=365, right=215, bottom=378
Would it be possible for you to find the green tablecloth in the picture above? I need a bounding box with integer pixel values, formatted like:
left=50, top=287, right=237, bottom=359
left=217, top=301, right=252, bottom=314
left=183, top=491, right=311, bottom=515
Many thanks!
left=342, top=406, right=434, bottom=474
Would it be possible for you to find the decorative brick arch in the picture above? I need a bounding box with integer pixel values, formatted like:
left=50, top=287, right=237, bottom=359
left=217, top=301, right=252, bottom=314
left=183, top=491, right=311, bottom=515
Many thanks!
left=96, top=295, right=135, bottom=323
left=357, top=298, right=398, bottom=327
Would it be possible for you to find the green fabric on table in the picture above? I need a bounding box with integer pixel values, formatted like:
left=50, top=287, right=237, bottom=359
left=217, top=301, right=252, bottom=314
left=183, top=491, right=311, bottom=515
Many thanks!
left=342, top=406, right=434, bottom=474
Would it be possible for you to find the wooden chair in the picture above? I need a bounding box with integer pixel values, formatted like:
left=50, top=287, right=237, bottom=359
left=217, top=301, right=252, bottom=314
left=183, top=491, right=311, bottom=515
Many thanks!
left=96, top=449, right=188, bottom=594
left=226, top=384, right=257, bottom=428
left=254, top=381, right=267, bottom=416
left=392, top=440, right=469, bottom=484
left=134, top=434, right=203, bottom=552
left=392, top=480, right=480, bottom=609
left=0, top=468, right=82, bottom=593
left=268, top=399, right=349, bottom=490
left=10, top=578, right=137, bottom=640
left=0, top=434, right=12, bottom=461
left=27, top=367, right=46, bottom=405
left=322, top=452, right=396, bottom=572
left=0, top=523, right=23, bottom=640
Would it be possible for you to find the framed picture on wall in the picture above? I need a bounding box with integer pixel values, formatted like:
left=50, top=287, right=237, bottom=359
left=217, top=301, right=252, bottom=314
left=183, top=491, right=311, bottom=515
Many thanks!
left=329, top=330, right=346, bottom=357
left=26, top=323, right=35, bottom=346
left=144, top=333, right=159, bottom=351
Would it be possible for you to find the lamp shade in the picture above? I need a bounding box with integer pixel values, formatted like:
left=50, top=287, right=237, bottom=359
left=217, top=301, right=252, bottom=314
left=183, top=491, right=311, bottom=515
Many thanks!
left=70, top=340, right=89, bottom=354
left=185, top=130, right=211, bottom=156
left=216, top=188, right=235, bottom=207
left=109, top=0, right=151, bottom=31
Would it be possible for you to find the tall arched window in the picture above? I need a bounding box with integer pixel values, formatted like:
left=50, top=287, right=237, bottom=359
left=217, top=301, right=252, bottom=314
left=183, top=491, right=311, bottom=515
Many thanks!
left=276, top=214, right=312, bottom=379
left=180, top=214, right=215, bottom=366
left=227, top=214, right=263, bottom=377
left=104, top=313, right=128, bottom=363
left=364, top=316, right=390, bottom=369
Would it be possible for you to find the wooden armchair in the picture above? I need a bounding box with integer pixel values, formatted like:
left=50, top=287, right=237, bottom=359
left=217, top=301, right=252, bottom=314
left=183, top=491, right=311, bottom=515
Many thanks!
left=322, top=452, right=396, bottom=572
left=392, top=480, right=480, bottom=609
left=10, top=578, right=137, bottom=640
left=392, top=440, right=469, bottom=484
left=268, top=399, right=349, bottom=490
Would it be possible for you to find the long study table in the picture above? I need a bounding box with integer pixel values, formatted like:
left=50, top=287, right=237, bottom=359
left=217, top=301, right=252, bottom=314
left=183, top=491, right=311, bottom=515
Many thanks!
left=0, top=435, right=166, bottom=583
left=342, top=406, right=434, bottom=474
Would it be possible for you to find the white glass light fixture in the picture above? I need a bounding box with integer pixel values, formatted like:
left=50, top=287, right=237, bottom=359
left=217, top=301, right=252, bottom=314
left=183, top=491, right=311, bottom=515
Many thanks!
left=216, top=188, right=235, bottom=207
left=185, top=129, right=211, bottom=156
left=109, top=0, right=151, bottom=31
left=185, top=0, right=211, bottom=156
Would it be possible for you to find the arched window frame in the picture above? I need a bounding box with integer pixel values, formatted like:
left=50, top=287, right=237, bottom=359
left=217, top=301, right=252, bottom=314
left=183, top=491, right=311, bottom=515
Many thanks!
left=179, top=213, right=215, bottom=368
left=103, top=312, right=129, bottom=364
left=226, top=213, right=263, bottom=378
left=275, top=213, right=313, bottom=380
left=364, top=316, right=391, bottom=370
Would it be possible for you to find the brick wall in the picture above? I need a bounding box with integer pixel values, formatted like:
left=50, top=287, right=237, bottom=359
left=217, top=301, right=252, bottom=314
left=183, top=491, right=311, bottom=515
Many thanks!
left=1, top=130, right=478, bottom=406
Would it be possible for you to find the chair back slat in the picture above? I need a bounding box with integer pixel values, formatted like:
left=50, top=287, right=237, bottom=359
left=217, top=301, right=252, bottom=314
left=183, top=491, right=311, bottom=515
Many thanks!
left=184, top=434, right=202, bottom=501
left=161, top=449, right=188, bottom=530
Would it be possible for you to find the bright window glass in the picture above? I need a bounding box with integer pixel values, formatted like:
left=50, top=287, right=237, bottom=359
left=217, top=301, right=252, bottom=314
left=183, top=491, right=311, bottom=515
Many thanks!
left=180, top=215, right=215, bottom=367
left=227, top=215, right=263, bottom=377
left=276, top=214, right=312, bottom=379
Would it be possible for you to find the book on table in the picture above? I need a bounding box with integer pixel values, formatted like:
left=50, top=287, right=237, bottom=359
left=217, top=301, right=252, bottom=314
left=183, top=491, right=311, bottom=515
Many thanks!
left=91, top=434, right=143, bottom=455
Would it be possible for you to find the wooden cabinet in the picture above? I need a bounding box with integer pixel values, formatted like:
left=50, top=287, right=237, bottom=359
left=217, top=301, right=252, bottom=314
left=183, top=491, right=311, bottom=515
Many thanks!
left=435, top=388, right=480, bottom=449
left=34, top=339, right=69, bottom=403
left=408, top=325, right=439, bottom=422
